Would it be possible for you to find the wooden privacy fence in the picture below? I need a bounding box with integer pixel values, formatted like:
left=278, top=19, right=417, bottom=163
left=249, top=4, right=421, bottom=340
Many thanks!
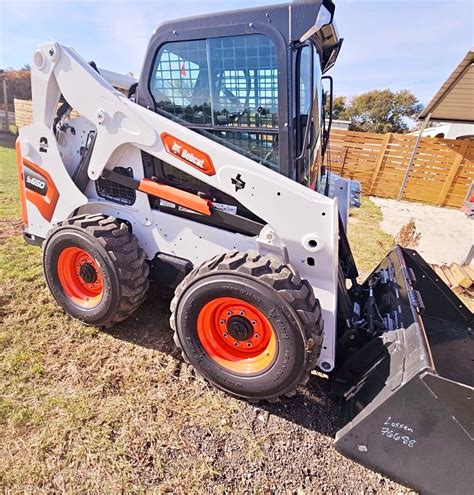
left=328, top=129, right=474, bottom=208
left=14, top=98, right=81, bottom=127
left=14, top=99, right=34, bottom=128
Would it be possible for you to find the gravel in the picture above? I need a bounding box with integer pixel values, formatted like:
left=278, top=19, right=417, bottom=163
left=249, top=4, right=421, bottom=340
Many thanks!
left=371, top=197, right=473, bottom=265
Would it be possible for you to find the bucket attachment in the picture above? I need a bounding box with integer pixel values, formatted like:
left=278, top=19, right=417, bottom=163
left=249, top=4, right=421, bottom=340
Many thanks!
left=334, top=247, right=473, bottom=494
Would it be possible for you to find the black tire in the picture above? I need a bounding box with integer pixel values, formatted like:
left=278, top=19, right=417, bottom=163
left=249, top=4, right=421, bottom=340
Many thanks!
left=43, top=214, right=149, bottom=327
left=170, top=251, right=323, bottom=401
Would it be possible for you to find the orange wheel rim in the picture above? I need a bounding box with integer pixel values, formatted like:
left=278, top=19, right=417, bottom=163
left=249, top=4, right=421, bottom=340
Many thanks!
left=57, top=247, right=104, bottom=309
left=197, top=297, right=278, bottom=375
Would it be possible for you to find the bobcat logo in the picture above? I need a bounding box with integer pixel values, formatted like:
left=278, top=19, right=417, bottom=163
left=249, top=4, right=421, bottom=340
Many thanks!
left=161, top=132, right=216, bottom=176
left=171, top=142, right=182, bottom=154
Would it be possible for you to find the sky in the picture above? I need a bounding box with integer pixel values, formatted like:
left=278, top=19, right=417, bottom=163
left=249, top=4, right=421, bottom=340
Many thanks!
left=0, top=0, right=472, bottom=105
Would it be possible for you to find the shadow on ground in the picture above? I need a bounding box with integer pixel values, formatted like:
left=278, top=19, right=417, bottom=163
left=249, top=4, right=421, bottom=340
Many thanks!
left=107, top=288, right=340, bottom=439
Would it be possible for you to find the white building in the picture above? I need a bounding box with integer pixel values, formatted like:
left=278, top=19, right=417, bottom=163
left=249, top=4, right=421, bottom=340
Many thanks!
left=409, top=122, right=474, bottom=140
left=328, top=119, right=350, bottom=130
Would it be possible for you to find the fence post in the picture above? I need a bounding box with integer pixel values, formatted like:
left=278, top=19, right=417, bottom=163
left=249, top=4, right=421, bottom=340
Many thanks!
left=397, top=113, right=432, bottom=200
left=1, top=71, right=9, bottom=132
left=436, top=140, right=470, bottom=206
left=340, top=147, right=348, bottom=175
left=368, top=132, right=391, bottom=194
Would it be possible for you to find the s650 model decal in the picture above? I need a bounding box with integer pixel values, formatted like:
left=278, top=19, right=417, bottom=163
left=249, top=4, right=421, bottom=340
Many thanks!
left=21, top=158, right=60, bottom=222
left=24, top=166, right=48, bottom=196
left=161, top=132, right=216, bottom=176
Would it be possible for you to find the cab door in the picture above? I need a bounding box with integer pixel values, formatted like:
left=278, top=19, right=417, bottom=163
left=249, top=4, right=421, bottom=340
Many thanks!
left=294, top=43, right=322, bottom=186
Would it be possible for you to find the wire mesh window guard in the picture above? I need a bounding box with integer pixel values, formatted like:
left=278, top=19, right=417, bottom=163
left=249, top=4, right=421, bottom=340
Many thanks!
left=151, top=34, right=279, bottom=169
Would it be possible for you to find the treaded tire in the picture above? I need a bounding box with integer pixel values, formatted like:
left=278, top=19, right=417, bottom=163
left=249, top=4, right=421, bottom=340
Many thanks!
left=170, top=250, right=323, bottom=401
left=43, top=214, right=149, bottom=327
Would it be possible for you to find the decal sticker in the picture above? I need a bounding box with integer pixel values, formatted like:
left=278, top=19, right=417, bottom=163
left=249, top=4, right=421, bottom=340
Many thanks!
left=212, top=202, right=237, bottom=215
left=39, top=137, right=48, bottom=153
left=231, top=173, right=246, bottom=192
left=161, top=133, right=215, bottom=176
left=22, top=158, right=59, bottom=221
left=24, top=166, right=48, bottom=196
left=178, top=205, right=204, bottom=216
left=159, top=199, right=176, bottom=208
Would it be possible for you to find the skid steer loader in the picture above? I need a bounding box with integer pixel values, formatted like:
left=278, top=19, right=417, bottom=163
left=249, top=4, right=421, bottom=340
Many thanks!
left=15, top=0, right=473, bottom=492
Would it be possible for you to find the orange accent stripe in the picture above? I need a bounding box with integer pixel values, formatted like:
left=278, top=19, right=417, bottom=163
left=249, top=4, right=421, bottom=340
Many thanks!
left=15, top=139, right=28, bottom=224
left=23, top=158, right=60, bottom=222
left=138, top=179, right=211, bottom=216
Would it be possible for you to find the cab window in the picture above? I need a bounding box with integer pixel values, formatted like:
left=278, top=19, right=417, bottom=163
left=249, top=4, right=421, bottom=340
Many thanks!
left=150, top=34, right=280, bottom=171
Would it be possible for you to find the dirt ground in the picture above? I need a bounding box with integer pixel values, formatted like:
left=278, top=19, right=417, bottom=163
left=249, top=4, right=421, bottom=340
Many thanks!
left=371, top=197, right=473, bottom=266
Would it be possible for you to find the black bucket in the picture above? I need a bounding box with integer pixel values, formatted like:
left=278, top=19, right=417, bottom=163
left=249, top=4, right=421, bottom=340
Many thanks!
left=334, top=247, right=474, bottom=495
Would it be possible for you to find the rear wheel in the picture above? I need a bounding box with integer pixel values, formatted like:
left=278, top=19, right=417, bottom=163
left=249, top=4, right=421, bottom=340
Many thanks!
left=43, top=214, right=149, bottom=327
left=170, top=251, right=323, bottom=401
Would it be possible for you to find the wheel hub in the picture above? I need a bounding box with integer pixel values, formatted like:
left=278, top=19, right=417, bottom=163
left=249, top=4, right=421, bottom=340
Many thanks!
left=227, top=315, right=254, bottom=341
left=79, top=263, right=98, bottom=284
left=196, top=297, right=277, bottom=375
left=57, top=247, right=104, bottom=309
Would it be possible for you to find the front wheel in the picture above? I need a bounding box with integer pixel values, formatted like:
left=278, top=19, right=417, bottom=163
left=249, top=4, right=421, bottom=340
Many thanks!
left=43, top=214, right=149, bottom=327
left=170, top=251, right=323, bottom=401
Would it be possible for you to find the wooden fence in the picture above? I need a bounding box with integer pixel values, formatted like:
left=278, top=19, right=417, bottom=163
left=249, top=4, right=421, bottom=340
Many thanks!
left=14, top=99, right=80, bottom=127
left=13, top=99, right=34, bottom=128
left=327, top=129, right=474, bottom=208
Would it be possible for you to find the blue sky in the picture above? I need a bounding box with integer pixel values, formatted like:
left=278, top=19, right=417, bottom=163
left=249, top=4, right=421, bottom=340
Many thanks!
left=1, top=0, right=472, bottom=104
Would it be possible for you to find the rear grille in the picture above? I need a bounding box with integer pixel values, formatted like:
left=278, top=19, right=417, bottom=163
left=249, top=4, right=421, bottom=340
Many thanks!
left=96, top=167, right=136, bottom=206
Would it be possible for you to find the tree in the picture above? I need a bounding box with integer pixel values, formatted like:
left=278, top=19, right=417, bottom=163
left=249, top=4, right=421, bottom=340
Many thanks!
left=326, top=89, right=423, bottom=134
left=3, top=68, right=31, bottom=105
left=331, top=95, right=348, bottom=120
left=346, top=89, right=423, bottom=133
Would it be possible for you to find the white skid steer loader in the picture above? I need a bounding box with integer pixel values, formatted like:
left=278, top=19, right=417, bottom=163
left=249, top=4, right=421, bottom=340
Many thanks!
left=15, top=1, right=473, bottom=492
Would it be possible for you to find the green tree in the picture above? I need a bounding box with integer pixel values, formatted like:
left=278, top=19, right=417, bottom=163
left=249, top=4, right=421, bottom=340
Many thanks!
left=331, top=95, right=348, bottom=120
left=344, top=89, right=423, bottom=133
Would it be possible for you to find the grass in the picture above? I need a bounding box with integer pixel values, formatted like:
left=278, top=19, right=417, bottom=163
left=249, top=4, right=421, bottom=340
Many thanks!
left=0, top=146, right=21, bottom=221
left=348, top=197, right=395, bottom=277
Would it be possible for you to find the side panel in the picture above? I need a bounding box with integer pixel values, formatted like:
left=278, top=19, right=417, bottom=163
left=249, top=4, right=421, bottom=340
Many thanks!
left=16, top=124, right=87, bottom=238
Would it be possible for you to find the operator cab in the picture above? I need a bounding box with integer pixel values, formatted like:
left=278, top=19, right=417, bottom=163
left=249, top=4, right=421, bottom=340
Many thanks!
left=136, top=0, right=341, bottom=188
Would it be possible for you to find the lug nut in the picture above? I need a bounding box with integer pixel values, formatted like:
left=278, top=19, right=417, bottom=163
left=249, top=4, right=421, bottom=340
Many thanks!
left=233, top=341, right=239, bottom=346
left=239, top=311, right=245, bottom=316
left=227, top=311, right=232, bottom=316
left=223, top=332, right=228, bottom=337
left=247, top=342, right=252, bottom=347
left=254, top=333, right=259, bottom=338
left=251, top=320, right=256, bottom=325
left=220, top=320, right=225, bottom=325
